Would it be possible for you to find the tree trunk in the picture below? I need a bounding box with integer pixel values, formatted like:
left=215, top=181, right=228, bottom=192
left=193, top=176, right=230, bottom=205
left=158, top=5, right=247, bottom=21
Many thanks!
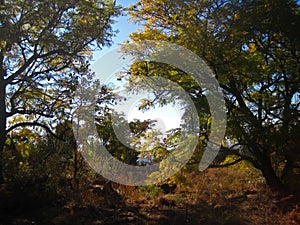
left=73, top=150, right=79, bottom=188
left=281, top=159, right=300, bottom=193
left=0, top=70, right=6, bottom=184
left=259, top=156, right=285, bottom=194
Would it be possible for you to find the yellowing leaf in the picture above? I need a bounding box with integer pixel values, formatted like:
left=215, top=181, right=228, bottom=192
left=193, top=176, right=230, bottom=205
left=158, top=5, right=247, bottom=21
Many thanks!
left=249, top=43, right=257, bottom=53
left=233, top=13, right=239, bottom=21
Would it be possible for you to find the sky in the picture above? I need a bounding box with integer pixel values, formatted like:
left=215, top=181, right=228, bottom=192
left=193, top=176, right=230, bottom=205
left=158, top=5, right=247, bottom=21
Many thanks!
left=92, top=0, right=139, bottom=60
left=91, top=0, right=183, bottom=132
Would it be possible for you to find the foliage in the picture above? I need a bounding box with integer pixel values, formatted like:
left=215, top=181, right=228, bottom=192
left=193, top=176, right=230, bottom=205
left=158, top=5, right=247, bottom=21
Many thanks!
left=96, top=113, right=158, bottom=165
left=125, top=0, right=300, bottom=193
left=139, top=185, right=163, bottom=198
left=0, top=0, right=121, bottom=183
left=221, top=155, right=252, bottom=170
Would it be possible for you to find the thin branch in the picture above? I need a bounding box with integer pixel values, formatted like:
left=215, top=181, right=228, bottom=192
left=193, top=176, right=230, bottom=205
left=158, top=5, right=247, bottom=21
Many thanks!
left=6, top=121, right=62, bottom=140
left=6, top=109, right=54, bottom=118
left=209, top=157, right=243, bottom=168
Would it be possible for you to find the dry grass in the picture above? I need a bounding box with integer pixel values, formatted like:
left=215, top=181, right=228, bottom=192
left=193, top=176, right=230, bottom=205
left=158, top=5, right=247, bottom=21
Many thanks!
left=118, top=166, right=300, bottom=225
left=1, top=166, right=299, bottom=225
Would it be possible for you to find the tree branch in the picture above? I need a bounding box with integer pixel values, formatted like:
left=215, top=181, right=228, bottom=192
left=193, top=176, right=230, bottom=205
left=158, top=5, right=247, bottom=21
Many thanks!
left=6, top=121, right=62, bottom=140
left=209, top=157, right=243, bottom=168
left=6, top=109, right=54, bottom=118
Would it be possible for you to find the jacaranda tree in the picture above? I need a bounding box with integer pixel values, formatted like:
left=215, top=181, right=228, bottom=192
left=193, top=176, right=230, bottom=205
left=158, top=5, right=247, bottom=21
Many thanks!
left=126, top=0, right=299, bottom=193
left=0, top=0, right=120, bottom=183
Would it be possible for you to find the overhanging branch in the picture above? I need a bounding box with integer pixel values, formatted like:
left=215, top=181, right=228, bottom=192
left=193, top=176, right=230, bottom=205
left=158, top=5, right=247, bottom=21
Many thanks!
left=6, top=121, right=63, bottom=140
left=209, top=157, right=243, bottom=168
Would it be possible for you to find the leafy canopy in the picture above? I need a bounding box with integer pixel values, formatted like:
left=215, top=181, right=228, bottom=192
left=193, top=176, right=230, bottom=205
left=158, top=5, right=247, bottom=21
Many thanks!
left=125, top=0, right=300, bottom=192
left=0, top=0, right=120, bottom=149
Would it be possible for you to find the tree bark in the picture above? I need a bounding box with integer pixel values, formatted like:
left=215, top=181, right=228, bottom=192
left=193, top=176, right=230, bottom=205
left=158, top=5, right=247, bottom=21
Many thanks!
left=281, top=159, right=300, bottom=193
left=73, top=150, right=79, bottom=189
left=0, top=69, right=6, bottom=184
left=259, top=156, right=285, bottom=194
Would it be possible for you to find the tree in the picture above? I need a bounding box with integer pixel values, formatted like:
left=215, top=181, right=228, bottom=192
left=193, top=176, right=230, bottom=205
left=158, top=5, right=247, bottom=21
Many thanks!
left=126, top=0, right=299, bottom=193
left=0, top=0, right=120, bottom=183
left=96, top=112, right=159, bottom=165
